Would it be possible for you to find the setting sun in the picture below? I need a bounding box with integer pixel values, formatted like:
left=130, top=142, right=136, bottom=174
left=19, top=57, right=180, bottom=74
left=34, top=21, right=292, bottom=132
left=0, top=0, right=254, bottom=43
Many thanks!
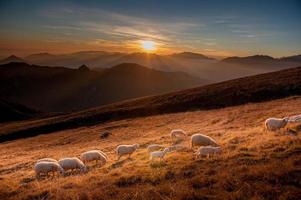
left=141, top=40, right=157, bottom=52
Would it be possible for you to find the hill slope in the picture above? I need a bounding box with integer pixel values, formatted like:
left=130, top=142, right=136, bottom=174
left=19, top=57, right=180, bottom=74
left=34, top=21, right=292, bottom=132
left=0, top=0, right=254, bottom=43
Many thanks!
left=0, top=62, right=205, bottom=112
left=0, top=66, right=300, bottom=142
left=0, top=96, right=300, bottom=199
left=0, top=99, right=40, bottom=122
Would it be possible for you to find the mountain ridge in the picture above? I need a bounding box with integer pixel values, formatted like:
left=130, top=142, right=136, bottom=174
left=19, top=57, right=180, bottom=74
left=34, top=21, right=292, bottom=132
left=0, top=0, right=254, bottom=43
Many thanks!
left=0, top=62, right=206, bottom=112
left=0, top=65, right=300, bottom=142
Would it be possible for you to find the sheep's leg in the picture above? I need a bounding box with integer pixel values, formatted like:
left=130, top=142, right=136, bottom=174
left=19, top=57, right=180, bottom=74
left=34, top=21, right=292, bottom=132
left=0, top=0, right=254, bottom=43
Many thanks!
left=207, top=154, right=210, bottom=159
left=117, top=155, right=121, bottom=161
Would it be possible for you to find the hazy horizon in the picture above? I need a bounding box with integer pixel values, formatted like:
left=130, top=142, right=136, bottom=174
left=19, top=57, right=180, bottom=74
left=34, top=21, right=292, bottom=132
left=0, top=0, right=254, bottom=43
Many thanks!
left=1, top=0, right=301, bottom=58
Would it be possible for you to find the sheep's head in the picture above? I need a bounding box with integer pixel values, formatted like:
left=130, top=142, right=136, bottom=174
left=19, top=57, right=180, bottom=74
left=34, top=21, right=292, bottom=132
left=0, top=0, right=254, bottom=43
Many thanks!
left=163, top=148, right=170, bottom=153
left=283, top=117, right=289, bottom=122
left=134, top=144, right=140, bottom=149
left=282, top=117, right=290, bottom=126
left=81, top=166, right=87, bottom=173
left=59, top=167, right=65, bottom=176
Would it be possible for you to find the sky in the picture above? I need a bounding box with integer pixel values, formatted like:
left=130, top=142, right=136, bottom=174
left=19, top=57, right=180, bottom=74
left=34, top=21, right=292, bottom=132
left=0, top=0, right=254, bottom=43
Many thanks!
left=0, top=0, right=300, bottom=58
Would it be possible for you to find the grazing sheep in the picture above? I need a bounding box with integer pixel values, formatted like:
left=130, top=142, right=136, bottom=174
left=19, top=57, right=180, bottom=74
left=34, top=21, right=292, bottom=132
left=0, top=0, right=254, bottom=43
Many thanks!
left=265, top=117, right=289, bottom=132
left=190, top=134, right=218, bottom=149
left=150, top=148, right=170, bottom=162
left=195, top=146, right=222, bottom=159
left=80, top=150, right=107, bottom=166
left=116, top=144, right=139, bottom=161
left=147, top=144, right=164, bottom=152
left=34, top=161, right=64, bottom=179
left=37, top=158, right=58, bottom=163
left=58, top=157, right=87, bottom=174
left=170, top=129, right=187, bottom=142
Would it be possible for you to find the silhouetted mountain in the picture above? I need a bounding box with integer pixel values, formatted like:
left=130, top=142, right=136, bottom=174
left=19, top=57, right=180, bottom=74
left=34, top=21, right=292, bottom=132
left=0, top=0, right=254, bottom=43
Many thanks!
left=0, top=99, right=40, bottom=122
left=172, top=52, right=215, bottom=60
left=19, top=51, right=301, bottom=81
left=0, top=62, right=207, bottom=112
left=221, top=55, right=275, bottom=64
left=1, top=65, right=300, bottom=141
left=78, top=64, right=90, bottom=71
left=0, top=55, right=26, bottom=64
left=279, top=54, right=301, bottom=62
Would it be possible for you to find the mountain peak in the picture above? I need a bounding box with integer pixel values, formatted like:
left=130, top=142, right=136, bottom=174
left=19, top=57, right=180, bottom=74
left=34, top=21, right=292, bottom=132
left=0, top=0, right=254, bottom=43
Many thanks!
left=0, top=55, right=25, bottom=64
left=78, top=64, right=90, bottom=71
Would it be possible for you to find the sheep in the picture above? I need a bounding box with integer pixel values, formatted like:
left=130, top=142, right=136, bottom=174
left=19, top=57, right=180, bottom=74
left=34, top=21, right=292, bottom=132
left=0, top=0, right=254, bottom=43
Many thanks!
left=170, top=129, right=187, bottom=143
left=147, top=144, right=164, bottom=152
left=80, top=150, right=107, bottom=166
left=34, top=161, right=65, bottom=179
left=116, top=144, right=139, bottom=161
left=58, top=157, right=87, bottom=174
left=265, top=117, right=289, bottom=132
left=195, top=146, right=222, bottom=159
left=190, top=134, right=218, bottom=149
left=37, top=158, right=58, bottom=163
left=149, top=148, right=170, bottom=162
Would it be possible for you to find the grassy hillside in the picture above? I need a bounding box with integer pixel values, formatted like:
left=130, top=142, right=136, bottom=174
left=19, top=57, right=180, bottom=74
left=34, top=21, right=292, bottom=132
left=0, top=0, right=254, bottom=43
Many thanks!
left=0, top=99, right=40, bottom=122
left=0, top=97, right=300, bottom=200
left=0, top=66, right=300, bottom=142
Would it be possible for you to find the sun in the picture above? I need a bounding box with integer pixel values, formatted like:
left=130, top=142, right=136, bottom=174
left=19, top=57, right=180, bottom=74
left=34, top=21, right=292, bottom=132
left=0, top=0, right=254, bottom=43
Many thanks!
left=141, top=40, right=157, bottom=52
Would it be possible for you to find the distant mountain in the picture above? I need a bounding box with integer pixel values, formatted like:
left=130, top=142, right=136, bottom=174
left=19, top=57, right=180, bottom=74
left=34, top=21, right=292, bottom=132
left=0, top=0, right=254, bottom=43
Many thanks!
left=171, top=52, right=215, bottom=60
left=0, top=55, right=26, bottom=64
left=11, top=51, right=301, bottom=82
left=221, top=55, right=275, bottom=64
left=279, top=54, right=301, bottom=62
left=0, top=62, right=207, bottom=112
left=0, top=99, right=40, bottom=122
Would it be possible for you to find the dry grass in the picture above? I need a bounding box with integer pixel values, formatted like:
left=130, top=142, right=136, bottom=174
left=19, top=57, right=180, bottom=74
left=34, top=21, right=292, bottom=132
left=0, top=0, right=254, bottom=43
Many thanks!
left=0, top=96, right=301, bottom=200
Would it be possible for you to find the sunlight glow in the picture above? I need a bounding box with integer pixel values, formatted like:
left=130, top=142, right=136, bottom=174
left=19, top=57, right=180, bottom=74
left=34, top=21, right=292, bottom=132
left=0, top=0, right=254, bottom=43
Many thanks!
left=141, top=40, right=157, bottom=52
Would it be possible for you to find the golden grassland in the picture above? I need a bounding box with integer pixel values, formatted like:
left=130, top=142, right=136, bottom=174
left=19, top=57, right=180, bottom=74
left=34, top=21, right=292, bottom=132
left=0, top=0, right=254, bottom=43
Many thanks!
left=0, top=96, right=301, bottom=200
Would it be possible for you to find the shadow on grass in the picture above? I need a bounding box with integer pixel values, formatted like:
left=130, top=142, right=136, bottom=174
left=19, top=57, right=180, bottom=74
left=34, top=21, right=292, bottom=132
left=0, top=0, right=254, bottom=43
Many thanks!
left=110, top=158, right=133, bottom=169
left=149, top=161, right=167, bottom=168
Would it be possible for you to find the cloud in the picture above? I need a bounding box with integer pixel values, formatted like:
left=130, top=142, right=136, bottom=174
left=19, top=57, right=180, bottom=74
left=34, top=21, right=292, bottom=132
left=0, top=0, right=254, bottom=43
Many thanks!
left=39, top=5, right=206, bottom=50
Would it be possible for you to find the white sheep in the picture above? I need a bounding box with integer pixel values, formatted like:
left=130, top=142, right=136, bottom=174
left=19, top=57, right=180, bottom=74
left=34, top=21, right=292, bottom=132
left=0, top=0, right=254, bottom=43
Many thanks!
left=34, top=161, right=65, bottom=179
left=149, top=148, right=170, bottom=162
left=58, top=157, right=87, bottom=174
left=170, top=129, right=187, bottom=142
left=80, top=150, right=107, bottom=166
left=147, top=144, right=164, bottom=152
left=265, top=117, right=289, bottom=132
left=116, top=144, right=139, bottom=161
left=37, top=158, right=58, bottom=163
left=190, top=134, right=218, bottom=149
left=195, top=146, right=222, bottom=159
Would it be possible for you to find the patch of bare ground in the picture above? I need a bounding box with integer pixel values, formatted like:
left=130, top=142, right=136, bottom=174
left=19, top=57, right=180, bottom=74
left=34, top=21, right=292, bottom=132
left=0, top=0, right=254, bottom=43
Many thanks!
left=0, top=96, right=301, bottom=199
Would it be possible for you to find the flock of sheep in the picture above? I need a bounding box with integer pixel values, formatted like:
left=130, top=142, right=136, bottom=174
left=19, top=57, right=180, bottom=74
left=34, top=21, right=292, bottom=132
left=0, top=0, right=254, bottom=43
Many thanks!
left=34, top=116, right=300, bottom=179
